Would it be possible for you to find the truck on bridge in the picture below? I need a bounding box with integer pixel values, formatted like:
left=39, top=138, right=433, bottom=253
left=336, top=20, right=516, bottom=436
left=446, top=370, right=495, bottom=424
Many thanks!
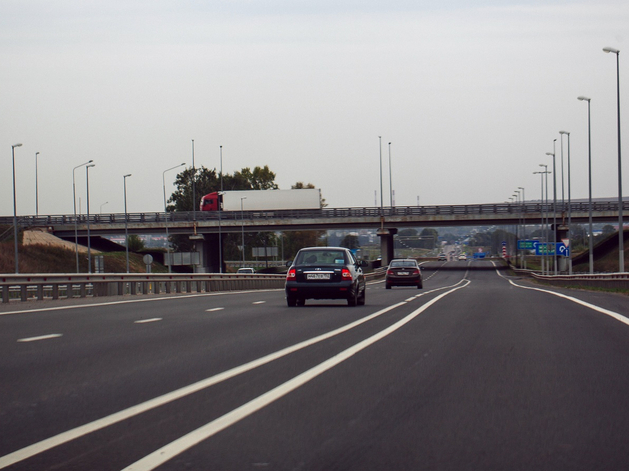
left=200, top=189, right=321, bottom=212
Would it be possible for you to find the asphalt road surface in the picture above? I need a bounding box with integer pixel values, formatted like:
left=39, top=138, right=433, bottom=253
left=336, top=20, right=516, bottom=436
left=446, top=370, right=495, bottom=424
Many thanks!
left=2, top=260, right=629, bottom=470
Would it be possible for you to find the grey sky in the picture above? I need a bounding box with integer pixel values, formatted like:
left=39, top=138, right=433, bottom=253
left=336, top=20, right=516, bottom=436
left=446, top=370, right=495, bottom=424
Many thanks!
left=1, top=0, right=627, bottom=216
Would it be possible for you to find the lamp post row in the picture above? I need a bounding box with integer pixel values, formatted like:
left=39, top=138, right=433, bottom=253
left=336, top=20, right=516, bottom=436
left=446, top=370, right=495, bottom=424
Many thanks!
left=516, top=47, right=621, bottom=275
left=10, top=141, right=209, bottom=274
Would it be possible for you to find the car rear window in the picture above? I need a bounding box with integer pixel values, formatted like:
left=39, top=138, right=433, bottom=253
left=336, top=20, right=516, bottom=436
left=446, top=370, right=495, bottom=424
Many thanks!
left=390, top=260, right=417, bottom=268
left=297, top=250, right=346, bottom=265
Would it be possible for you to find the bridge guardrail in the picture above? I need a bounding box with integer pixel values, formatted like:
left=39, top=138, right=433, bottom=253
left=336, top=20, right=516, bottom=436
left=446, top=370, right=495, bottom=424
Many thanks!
left=2, top=200, right=629, bottom=228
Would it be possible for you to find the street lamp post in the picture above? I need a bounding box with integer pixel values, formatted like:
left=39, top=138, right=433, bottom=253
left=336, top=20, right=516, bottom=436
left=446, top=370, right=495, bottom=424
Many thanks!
left=603, top=47, right=623, bottom=272
left=241, top=197, right=247, bottom=266
left=123, top=174, right=132, bottom=273
left=560, top=130, right=572, bottom=274
left=11, top=143, right=23, bottom=274
left=388, top=141, right=393, bottom=207
left=534, top=172, right=545, bottom=274
left=219, top=145, right=224, bottom=273
left=86, top=163, right=95, bottom=273
left=546, top=142, right=558, bottom=275
left=162, top=162, right=186, bottom=273
left=539, top=164, right=550, bottom=275
left=35, top=151, right=40, bottom=217
left=73, top=160, right=93, bottom=273
left=379, top=136, right=383, bottom=221
left=513, top=191, right=520, bottom=260
left=578, top=96, right=594, bottom=274
left=192, top=139, right=196, bottom=221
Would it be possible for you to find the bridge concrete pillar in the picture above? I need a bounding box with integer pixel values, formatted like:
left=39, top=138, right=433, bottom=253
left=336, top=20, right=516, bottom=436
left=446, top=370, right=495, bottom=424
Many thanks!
left=193, top=233, right=225, bottom=273
left=377, top=227, right=398, bottom=267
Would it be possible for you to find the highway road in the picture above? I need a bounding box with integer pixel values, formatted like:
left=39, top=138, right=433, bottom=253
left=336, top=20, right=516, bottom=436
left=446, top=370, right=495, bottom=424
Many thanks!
left=2, top=260, right=629, bottom=470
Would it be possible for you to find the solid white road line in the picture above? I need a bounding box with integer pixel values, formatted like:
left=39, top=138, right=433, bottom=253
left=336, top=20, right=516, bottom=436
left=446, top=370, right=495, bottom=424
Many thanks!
left=134, top=318, right=162, bottom=324
left=493, top=262, right=629, bottom=327
left=206, top=307, right=224, bottom=312
left=122, top=280, right=472, bottom=470
left=17, top=334, right=62, bottom=343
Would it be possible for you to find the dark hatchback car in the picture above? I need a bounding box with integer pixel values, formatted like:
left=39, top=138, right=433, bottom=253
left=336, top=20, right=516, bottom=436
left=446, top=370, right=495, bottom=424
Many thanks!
left=385, top=259, right=423, bottom=289
left=285, top=247, right=367, bottom=307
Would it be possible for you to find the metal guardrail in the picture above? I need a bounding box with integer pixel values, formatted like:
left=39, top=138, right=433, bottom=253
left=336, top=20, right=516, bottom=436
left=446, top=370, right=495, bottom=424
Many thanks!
left=528, top=272, right=629, bottom=291
left=1, top=273, right=286, bottom=304
left=1, top=200, right=628, bottom=228
left=0, top=270, right=387, bottom=304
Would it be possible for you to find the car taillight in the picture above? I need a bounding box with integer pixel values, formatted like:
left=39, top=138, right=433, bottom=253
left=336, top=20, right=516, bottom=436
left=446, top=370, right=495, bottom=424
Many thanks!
left=342, top=268, right=352, bottom=280
left=412, top=269, right=420, bottom=275
left=387, top=269, right=394, bottom=275
left=287, top=268, right=296, bottom=280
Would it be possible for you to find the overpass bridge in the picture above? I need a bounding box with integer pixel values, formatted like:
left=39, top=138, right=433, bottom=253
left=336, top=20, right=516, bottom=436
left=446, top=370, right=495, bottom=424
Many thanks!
left=3, top=199, right=627, bottom=271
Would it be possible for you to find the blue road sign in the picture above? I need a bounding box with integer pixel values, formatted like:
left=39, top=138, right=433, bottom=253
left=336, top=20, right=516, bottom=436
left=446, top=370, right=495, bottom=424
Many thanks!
left=535, top=242, right=570, bottom=256
left=556, top=242, right=570, bottom=257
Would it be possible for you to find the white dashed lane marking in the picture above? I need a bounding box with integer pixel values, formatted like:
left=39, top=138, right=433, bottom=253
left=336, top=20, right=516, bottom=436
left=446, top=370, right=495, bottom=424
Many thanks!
left=17, top=334, right=63, bottom=343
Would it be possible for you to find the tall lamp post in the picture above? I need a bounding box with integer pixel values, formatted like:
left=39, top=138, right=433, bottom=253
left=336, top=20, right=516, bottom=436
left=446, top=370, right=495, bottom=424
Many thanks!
left=191, top=139, right=196, bottom=221
left=86, top=163, right=95, bottom=273
left=578, top=96, right=594, bottom=274
left=219, top=145, right=224, bottom=273
left=123, top=174, right=132, bottom=273
left=513, top=191, right=520, bottom=259
left=539, top=164, right=550, bottom=275
left=560, top=130, right=572, bottom=274
left=162, top=162, right=185, bottom=273
left=546, top=142, right=558, bottom=275
left=241, top=197, right=247, bottom=266
left=534, top=171, right=545, bottom=274
left=73, top=160, right=93, bottom=273
left=35, top=151, right=40, bottom=217
left=603, top=47, right=623, bottom=272
left=11, top=143, right=23, bottom=274
left=379, top=136, right=383, bottom=220
left=388, top=141, right=393, bottom=207
left=518, top=186, right=525, bottom=238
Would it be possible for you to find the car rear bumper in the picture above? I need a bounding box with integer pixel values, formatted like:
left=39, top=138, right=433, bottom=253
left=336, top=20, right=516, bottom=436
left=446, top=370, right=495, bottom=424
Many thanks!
left=285, top=281, right=356, bottom=300
left=386, top=276, right=421, bottom=286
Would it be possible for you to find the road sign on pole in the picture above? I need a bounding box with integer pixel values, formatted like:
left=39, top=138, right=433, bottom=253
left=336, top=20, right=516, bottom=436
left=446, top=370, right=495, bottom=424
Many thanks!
left=556, top=242, right=570, bottom=257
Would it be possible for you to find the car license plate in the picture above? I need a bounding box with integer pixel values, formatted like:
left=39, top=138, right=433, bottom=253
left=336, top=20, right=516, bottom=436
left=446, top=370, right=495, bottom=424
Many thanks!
left=307, top=273, right=331, bottom=280
left=398, top=271, right=409, bottom=275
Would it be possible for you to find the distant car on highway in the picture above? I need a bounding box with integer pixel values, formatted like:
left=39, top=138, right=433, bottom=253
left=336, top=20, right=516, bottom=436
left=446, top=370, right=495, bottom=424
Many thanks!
left=236, top=267, right=255, bottom=274
left=437, top=253, right=447, bottom=261
left=458, top=254, right=467, bottom=261
left=285, top=247, right=367, bottom=307
left=385, top=259, right=423, bottom=289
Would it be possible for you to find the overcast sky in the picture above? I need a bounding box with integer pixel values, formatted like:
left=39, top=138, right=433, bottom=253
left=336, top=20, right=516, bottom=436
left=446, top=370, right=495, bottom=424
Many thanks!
left=1, top=0, right=627, bottom=216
